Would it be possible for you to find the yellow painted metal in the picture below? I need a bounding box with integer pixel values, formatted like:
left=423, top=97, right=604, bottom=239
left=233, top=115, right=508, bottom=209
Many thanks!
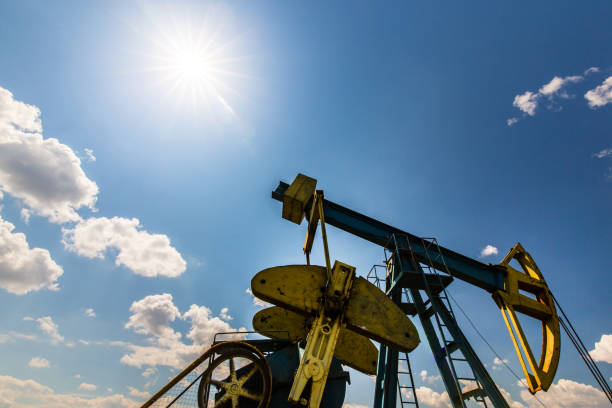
left=335, top=327, right=379, bottom=375
left=288, top=262, right=354, bottom=408
left=492, top=243, right=560, bottom=393
left=345, top=276, right=420, bottom=353
left=252, top=306, right=310, bottom=342
left=253, top=306, right=378, bottom=375
left=262, top=184, right=420, bottom=408
left=251, top=265, right=327, bottom=316
left=282, top=173, right=317, bottom=225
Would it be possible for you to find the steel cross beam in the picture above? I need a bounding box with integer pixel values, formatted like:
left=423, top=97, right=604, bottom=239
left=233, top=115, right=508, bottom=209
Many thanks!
left=272, top=182, right=505, bottom=292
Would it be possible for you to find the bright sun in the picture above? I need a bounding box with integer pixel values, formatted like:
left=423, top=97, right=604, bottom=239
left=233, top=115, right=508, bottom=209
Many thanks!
left=145, top=11, right=242, bottom=115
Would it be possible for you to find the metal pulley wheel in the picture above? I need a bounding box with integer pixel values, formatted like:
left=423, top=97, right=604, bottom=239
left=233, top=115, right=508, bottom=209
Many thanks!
left=197, top=341, right=272, bottom=408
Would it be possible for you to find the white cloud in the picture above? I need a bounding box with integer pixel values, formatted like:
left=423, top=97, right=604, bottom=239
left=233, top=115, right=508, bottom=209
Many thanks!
left=0, top=375, right=137, bottom=408
left=589, top=334, right=612, bottom=364
left=126, top=386, right=150, bottom=399
left=0, top=216, right=63, bottom=294
left=75, top=374, right=82, bottom=379
left=245, top=287, right=271, bottom=307
left=142, top=367, right=157, bottom=378
left=510, top=69, right=601, bottom=121
left=585, top=67, right=600, bottom=75
left=119, top=293, right=246, bottom=369
left=79, top=382, right=97, bottom=391
left=414, top=386, right=450, bottom=408
left=28, top=357, right=50, bottom=368
left=32, top=316, right=64, bottom=344
left=592, top=148, right=612, bottom=159
left=492, top=356, right=509, bottom=370
left=480, top=245, right=499, bottom=257
left=419, top=370, right=441, bottom=384
left=519, top=378, right=609, bottom=407
left=125, top=294, right=182, bottom=340
left=343, top=405, right=370, bottom=408
left=513, top=91, right=539, bottom=116
left=219, top=307, right=233, bottom=321
left=539, top=75, right=582, bottom=97
left=585, top=76, right=612, bottom=108
left=85, top=308, right=96, bottom=318
left=62, top=217, right=186, bottom=278
left=2, top=331, right=36, bottom=343
left=84, top=148, right=96, bottom=162
left=0, top=86, right=99, bottom=223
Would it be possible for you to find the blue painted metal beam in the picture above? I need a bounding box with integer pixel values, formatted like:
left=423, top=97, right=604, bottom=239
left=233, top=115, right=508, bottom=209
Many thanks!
left=272, top=182, right=505, bottom=292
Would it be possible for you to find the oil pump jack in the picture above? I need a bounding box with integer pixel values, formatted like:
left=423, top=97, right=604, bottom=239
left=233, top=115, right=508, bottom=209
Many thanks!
left=142, top=173, right=573, bottom=408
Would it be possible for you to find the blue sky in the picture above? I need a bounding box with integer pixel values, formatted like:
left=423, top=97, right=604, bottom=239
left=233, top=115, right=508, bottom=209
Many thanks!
left=0, top=1, right=610, bottom=407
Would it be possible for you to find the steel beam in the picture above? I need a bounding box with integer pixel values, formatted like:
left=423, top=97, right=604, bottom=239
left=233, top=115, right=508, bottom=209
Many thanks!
left=432, top=297, right=510, bottom=408
left=272, top=182, right=505, bottom=292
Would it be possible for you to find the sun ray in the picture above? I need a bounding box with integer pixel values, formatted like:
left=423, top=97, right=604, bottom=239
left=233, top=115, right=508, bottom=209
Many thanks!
left=137, top=5, right=247, bottom=116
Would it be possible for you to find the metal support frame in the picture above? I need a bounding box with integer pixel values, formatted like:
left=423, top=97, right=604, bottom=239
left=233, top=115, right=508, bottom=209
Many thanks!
left=272, top=180, right=514, bottom=408
left=272, top=182, right=505, bottom=292
left=373, top=286, right=401, bottom=408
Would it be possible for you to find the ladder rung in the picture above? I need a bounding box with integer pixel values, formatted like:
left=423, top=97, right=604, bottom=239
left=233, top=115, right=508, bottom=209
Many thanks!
left=456, top=377, right=477, bottom=381
left=451, top=357, right=468, bottom=362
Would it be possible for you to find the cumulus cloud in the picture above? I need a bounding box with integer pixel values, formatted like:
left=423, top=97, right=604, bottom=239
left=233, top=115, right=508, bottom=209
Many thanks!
left=125, top=294, right=182, bottom=340
left=141, top=367, right=156, bottom=378
left=513, top=91, right=539, bottom=116
left=414, top=386, right=450, bottom=408
left=509, top=68, right=601, bottom=124
left=0, top=216, right=63, bottom=294
left=79, top=383, right=98, bottom=391
left=0, top=375, right=137, bottom=408
left=507, top=117, right=519, bottom=126
left=120, top=293, right=246, bottom=369
left=480, top=245, right=499, bottom=257
left=589, top=334, right=612, bottom=364
left=519, top=378, right=609, bottom=407
left=585, top=76, right=612, bottom=108
left=245, top=287, right=271, bottom=307
left=84, top=148, right=96, bottom=162
left=595, top=150, right=612, bottom=164
left=219, top=307, right=233, bottom=321
left=126, top=386, right=150, bottom=400
left=30, top=316, right=64, bottom=344
left=28, top=357, right=50, bottom=368
left=419, top=370, right=441, bottom=384
left=62, top=217, right=186, bottom=278
left=85, top=308, right=96, bottom=318
left=492, top=356, right=509, bottom=370
left=539, top=75, right=582, bottom=97
left=592, top=148, right=612, bottom=159
left=0, top=86, right=99, bottom=223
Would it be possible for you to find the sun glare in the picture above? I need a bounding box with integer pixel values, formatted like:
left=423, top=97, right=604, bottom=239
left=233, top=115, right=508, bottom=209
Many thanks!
left=144, top=9, right=244, bottom=115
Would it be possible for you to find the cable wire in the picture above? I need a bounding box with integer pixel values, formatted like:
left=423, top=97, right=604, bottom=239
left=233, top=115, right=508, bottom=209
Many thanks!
left=447, top=292, right=548, bottom=408
left=551, top=294, right=612, bottom=403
